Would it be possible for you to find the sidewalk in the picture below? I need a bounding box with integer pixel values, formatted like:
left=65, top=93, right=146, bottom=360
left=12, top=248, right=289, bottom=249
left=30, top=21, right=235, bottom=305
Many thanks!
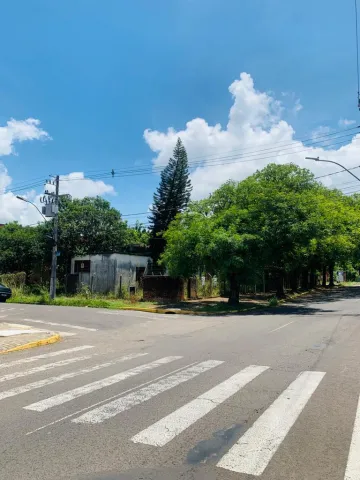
left=0, top=323, right=61, bottom=354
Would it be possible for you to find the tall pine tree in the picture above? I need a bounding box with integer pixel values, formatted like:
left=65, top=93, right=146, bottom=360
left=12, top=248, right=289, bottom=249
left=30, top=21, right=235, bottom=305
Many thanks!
left=149, top=138, right=192, bottom=265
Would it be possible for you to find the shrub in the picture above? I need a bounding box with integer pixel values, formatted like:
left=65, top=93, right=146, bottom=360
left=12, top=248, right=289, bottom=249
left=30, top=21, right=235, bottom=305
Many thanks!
left=268, top=296, right=279, bottom=307
left=0, top=272, right=26, bottom=289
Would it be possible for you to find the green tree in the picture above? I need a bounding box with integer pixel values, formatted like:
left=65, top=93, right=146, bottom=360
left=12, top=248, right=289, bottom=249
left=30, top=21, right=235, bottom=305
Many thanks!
left=149, top=138, right=192, bottom=263
left=162, top=163, right=360, bottom=303
left=56, top=196, right=129, bottom=279
left=126, top=221, right=150, bottom=247
left=0, top=222, right=46, bottom=277
left=162, top=210, right=260, bottom=304
left=0, top=197, right=150, bottom=288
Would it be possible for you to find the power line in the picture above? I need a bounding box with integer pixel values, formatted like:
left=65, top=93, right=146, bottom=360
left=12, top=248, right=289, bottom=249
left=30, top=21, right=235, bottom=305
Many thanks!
left=0, top=180, right=45, bottom=197
left=88, top=135, right=359, bottom=181
left=63, top=124, right=360, bottom=178
left=59, top=133, right=358, bottom=186
left=315, top=165, right=360, bottom=180
left=2, top=126, right=356, bottom=199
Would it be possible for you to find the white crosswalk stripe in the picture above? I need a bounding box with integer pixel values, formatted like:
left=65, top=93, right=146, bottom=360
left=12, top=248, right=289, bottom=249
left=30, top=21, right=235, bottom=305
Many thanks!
left=344, top=395, right=360, bottom=480
left=4, top=351, right=359, bottom=477
left=0, top=354, right=95, bottom=383
left=131, top=364, right=269, bottom=446
left=24, top=356, right=182, bottom=412
left=22, top=318, right=97, bottom=332
left=73, top=360, right=223, bottom=425
left=0, top=345, right=94, bottom=370
left=0, top=352, right=147, bottom=401
left=217, top=370, right=325, bottom=476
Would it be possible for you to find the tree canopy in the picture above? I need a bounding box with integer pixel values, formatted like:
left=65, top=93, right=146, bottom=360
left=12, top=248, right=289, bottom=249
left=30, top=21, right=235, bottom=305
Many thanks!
left=162, top=163, right=360, bottom=303
left=0, top=196, right=149, bottom=283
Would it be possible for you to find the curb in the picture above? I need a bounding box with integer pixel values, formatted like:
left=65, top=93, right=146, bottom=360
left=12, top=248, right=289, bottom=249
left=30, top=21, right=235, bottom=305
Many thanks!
left=0, top=333, right=61, bottom=355
left=120, top=305, right=262, bottom=316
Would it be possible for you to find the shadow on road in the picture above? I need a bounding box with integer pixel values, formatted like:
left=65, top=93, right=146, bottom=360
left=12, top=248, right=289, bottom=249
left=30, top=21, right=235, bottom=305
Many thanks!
left=239, top=286, right=360, bottom=317
left=188, top=286, right=360, bottom=317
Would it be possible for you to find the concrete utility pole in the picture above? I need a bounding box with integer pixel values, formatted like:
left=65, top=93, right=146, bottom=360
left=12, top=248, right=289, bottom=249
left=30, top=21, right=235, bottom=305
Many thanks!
left=49, top=175, right=60, bottom=300
left=306, top=156, right=360, bottom=183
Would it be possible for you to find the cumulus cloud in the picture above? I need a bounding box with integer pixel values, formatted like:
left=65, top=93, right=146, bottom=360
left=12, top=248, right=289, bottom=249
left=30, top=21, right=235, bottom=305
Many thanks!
left=0, top=118, right=49, bottom=156
left=0, top=168, right=44, bottom=225
left=0, top=118, right=115, bottom=225
left=58, top=172, right=115, bottom=199
left=0, top=172, right=116, bottom=225
left=0, top=117, right=50, bottom=224
left=144, top=72, right=360, bottom=199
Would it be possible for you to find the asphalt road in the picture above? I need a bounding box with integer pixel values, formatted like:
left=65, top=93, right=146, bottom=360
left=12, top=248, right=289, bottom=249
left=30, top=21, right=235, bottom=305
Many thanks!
left=1, top=288, right=360, bottom=480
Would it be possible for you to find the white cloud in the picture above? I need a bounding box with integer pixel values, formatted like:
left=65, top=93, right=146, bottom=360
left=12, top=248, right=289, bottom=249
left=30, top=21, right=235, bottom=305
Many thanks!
left=0, top=171, right=116, bottom=226
left=293, top=98, right=303, bottom=114
left=144, top=72, right=360, bottom=199
left=0, top=117, right=50, bottom=225
left=58, top=172, right=115, bottom=199
left=0, top=167, right=44, bottom=225
left=0, top=117, right=115, bottom=225
left=0, top=118, right=49, bottom=156
left=338, top=118, right=356, bottom=127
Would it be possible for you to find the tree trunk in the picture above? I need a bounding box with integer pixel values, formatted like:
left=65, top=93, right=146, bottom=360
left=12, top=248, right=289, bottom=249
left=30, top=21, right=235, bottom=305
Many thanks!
left=276, top=271, right=285, bottom=298
left=228, top=273, right=240, bottom=305
left=289, top=270, right=299, bottom=292
left=309, top=270, right=316, bottom=289
left=329, top=264, right=335, bottom=287
left=301, top=268, right=309, bottom=290
left=322, top=265, right=327, bottom=287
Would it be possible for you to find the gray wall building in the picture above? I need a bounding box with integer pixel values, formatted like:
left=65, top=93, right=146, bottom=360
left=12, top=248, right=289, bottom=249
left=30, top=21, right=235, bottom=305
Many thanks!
left=70, top=253, right=151, bottom=294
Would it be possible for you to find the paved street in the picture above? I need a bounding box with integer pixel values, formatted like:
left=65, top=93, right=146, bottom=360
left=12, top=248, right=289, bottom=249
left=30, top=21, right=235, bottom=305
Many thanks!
left=1, top=288, right=360, bottom=480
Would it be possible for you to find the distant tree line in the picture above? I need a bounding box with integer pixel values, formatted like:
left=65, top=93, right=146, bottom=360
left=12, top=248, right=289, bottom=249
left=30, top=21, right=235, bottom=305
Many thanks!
left=0, top=196, right=149, bottom=286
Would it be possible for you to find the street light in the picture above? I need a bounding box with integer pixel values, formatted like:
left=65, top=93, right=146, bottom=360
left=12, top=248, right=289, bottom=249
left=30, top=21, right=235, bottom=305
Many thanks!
left=305, top=156, right=357, bottom=289
left=16, top=196, right=47, bottom=222
left=305, top=156, right=360, bottom=183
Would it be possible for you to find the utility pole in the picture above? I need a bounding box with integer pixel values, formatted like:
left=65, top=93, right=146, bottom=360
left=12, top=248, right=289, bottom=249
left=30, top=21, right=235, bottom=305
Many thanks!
left=41, top=176, right=60, bottom=299
left=49, top=175, right=59, bottom=299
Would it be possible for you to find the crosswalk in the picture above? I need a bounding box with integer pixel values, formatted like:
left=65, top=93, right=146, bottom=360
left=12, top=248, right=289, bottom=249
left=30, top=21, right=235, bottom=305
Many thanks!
left=0, top=305, right=98, bottom=336
left=1, top=345, right=359, bottom=478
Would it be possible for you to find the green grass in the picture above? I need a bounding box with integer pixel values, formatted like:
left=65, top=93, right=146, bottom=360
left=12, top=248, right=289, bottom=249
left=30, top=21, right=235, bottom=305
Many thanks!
left=8, top=293, right=156, bottom=310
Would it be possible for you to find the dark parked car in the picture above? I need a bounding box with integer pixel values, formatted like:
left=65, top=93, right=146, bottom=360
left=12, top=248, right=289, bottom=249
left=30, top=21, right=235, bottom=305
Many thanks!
left=0, top=284, right=12, bottom=302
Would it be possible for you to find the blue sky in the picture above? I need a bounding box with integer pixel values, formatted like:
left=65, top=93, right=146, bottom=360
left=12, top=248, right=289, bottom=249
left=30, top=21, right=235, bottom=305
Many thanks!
left=1, top=0, right=359, bottom=225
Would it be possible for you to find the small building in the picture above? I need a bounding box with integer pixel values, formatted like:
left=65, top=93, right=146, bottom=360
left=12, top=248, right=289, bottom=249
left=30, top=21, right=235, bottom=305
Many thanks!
left=70, top=253, right=151, bottom=294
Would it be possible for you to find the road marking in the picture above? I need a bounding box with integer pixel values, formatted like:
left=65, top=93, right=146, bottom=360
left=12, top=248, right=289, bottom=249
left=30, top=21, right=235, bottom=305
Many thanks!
left=98, top=311, right=156, bottom=320
left=0, top=352, right=147, bottom=401
left=22, top=318, right=97, bottom=332
left=268, top=320, right=296, bottom=333
left=0, top=355, right=94, bottom=383
left=132, top=364, right=269, bottom=446
left=0, top=345, right=94, bottom=370
left=25, top=356, right=181, bottom=412
left=26, top=361, right=199, bottom=435
left=55, top=331, right=76, bottom=337
left=344, top=395, right=360, bottom=480
left=73, top=360, right=224, bottom=425
left=217, top=370, right=325, bottom=476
